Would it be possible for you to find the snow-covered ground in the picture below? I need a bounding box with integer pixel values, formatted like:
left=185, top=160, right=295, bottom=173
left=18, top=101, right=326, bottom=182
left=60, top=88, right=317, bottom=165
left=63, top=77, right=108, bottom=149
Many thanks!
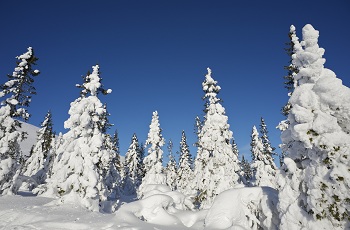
left=0, top=185, right=278, bottom=229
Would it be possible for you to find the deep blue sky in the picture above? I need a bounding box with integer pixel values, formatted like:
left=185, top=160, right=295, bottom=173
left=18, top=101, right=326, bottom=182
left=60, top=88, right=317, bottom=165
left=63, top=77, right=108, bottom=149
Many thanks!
left=1, top=1, right=349, bottom=162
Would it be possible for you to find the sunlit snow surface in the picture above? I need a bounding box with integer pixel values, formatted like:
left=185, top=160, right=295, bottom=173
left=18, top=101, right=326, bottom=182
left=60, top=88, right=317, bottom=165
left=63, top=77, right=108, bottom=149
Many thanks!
left=0, top=186, right=278, bottom=229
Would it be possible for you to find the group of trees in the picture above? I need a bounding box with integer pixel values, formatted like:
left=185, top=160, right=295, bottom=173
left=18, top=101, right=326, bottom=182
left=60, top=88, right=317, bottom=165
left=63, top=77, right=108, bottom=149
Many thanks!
left=0, top=24, right=349, bottom=229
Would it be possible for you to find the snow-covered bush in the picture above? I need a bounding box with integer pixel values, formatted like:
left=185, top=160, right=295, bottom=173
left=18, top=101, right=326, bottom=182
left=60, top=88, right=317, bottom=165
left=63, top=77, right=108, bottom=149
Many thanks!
left=205, top=186, right=279, bottom=229
left=116, top=184, right=197, bottom=228
left=278, top=24, right=350, bottom=229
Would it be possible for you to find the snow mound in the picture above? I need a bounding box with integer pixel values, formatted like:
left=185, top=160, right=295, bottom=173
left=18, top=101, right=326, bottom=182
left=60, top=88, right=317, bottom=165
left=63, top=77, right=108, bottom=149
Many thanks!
left=205, top=187, right=279, bottom=230
left=116, top=184, right=205, bottom=229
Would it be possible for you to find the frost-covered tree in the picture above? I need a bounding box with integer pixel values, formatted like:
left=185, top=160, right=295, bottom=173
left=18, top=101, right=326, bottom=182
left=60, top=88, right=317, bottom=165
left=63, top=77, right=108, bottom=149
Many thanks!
left=138, top=142, right=145, bottom=180
left=23, top=111, right=55, bottom=187
left=260, top=117, right=276, bottom=158
left=138, top=111, right=166, bottom=198
left=0, top=47, right=40, bottom=195
left=281, top=25, right=299, bottom=117
left=278, top=25, right=300, bottom=167
left=240, top=155, right=252, bottom=186
left=278, top=24, right=350, bottom=229
left=194, top=68, right=241, bottom=209
left=43, top=65, right=117, bottom=211
left=165, top=139, right=177, bottom=191
left=250, top=126, right=277, bottom=188
left=177, top=130, right=195, bottom=196
left=123, top=133, right=142, bottom=195
left=111, top=130, right=122, bottom=174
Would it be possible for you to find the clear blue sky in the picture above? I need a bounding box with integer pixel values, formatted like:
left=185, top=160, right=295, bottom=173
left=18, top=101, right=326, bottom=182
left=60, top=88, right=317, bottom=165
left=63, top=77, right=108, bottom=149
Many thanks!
left=1, top=1, right=349, bottom=162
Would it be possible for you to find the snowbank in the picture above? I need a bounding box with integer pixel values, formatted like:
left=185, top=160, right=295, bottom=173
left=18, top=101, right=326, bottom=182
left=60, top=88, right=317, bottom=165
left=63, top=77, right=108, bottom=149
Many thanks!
left=205, top=186, right=279, bottom=229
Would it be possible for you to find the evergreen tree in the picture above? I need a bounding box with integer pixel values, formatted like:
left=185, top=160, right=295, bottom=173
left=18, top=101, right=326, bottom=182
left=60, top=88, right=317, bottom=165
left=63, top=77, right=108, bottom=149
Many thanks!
left=111, top=130, right=122, bottom=176
left=138, top=111, right=166, bottom=198
left=0, top=47, right=40, bottom=195
left=240, top=155, right=252, bottom=185
left=281, top=25, right=299, bottom=117
left=138, top=143, right=145, bottom=180
left=193, top=68, right=241, bottom=209
left=23, top=111, right=55, bottom=187
left=42, top=65, right=117, bottom=211
left=260, top=117, right=276, bottom=159
left=165, top=139, right=177, bottom=190
left=278, top=24, right=350, bottom=229
left=278, top=25, right=300, bottom=167
left=250, top=126, right=277, bottom=188
left=123, top=133, right=142, bottom=195
left=177, top=130, right=194, bottom=196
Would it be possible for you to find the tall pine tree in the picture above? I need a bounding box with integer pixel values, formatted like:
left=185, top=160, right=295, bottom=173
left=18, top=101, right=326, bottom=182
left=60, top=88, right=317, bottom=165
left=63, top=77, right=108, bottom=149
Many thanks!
left=23, top=111, right=55, bottom=188
left=165, top=139, right=177, bottom=191
left=43, top=65, right=117, bottom=211
left=123, top=133, right=143, bottom=195
left=193, top=68, right=241, bottom=209
left=177, top=130, right=194, bottom=196
left=0, top=47, right=40, bottom=195
left=138, top=111, right=166, bottom=198
left=250, top=125, right=277, bottom=188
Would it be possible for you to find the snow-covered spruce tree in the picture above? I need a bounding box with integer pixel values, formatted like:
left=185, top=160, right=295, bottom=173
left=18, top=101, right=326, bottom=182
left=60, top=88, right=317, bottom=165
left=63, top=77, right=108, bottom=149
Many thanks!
left=177, top=130, right=194, bottom=196
left=260, top=117, right=277, bottom=158
left=0, top=47, right=40, bottom=195
left=165, top=139, right=177, bottom=191
left=138, top=111, right=166, bottom=198
left=281, top=25, right=299, bottom=117
left=240, top=155, right=252, bottom=186
left=123, top=133, right=142, bottom=195
left=278, top=24, right=350, bottom=229
left=111, top=130, right=122, bottom=175
left=194, top=68, right=241, bottom=209
left=250, top=125, right=277, bottom=188
left=278, top=25, right=300, bottom=167
left=138, top=142, right=145, bottom=181
left=23, top=111, right=55, bottom=188
left=44, top=65, right=117, bottom=211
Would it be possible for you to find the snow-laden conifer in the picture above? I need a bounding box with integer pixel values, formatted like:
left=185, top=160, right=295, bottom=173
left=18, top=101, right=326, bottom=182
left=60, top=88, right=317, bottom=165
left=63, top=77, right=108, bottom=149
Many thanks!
left=278, top=24, right=350, bottom=229
left=177, top=130, right=194, bottom=196
left=111, top=130, right=122, bottom=175
left=123, top=133, right=142, bottom=195
left=0, top=47, right=39, bottom=195
left=165, top=140, right=177, bottom=191
left=281, top=25, right=299, bottom=117
left=23, top=111, right=55, bottom=187
left=43, top=65, right=117, bottom=211
left=239, top=155, right=252, bottom=186
left=260, top=118, right=276, bottom=158
left=138, top=111, right=166, bottom=198
left=194, top=68, right=241, bottom=209
left=250, top=125, right=277, bottom=188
